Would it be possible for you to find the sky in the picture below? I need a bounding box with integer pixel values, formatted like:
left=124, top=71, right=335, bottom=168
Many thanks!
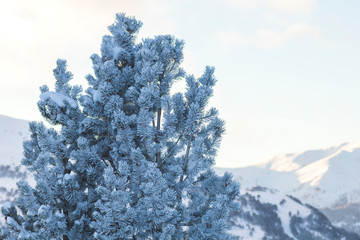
left=1, top=0, right=360, bottom=168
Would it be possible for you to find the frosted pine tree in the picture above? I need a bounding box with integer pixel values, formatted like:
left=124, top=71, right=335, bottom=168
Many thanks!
left=0, top=14, right=239, bottom=239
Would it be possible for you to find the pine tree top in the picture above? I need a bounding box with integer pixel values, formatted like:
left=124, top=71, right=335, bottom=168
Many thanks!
left=1, top=13, right=239, bottom=240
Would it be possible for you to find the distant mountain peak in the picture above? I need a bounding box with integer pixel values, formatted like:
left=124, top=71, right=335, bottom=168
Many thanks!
left=216, top=142, right=360, bottom=236
left=259, top=142, right=350, bottom=172
left=217, top=142, right=360, bottom=209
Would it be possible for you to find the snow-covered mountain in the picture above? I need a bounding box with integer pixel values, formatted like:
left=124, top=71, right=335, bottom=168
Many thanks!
left=0, top=115, right=29, bottom=206
left=216, top=142, right=360, bottom=209
left=216, top=142, right=360, bottom=235
left=321, top=203, right=360, bottom=236
left=230, top=187, right=360, bottom=239
left=0, top=115, right=30, bottom=166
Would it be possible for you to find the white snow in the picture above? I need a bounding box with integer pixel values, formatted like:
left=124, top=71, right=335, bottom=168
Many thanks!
left=0, top=177, right=20, bottom=223
left=296, top=157, right=330, bottom=186
left=229, top=187, right=313, bottom=239
left=0, top=115, right=30, bottom=166
left=216, top=142, right=360, bottom=209
left=229, top=216, right=265, bottom=239
left=0, top=115, right=35, bottom=223
left=112, top=47, right=122, bottom=59
left=0, top=177, right=19, bottom=190
left=2, top=201, right=14, bottom=212
left=63, top=173, right=73, bottom=181
left=87, top=88, right=102, bottom=102
left=250, top=188, right=310, bottom=239
left=111, top=37, right=122, bottom=59
left=40, top=91, right=78, bottom=108
left=92, top=89, right=102, bottom=102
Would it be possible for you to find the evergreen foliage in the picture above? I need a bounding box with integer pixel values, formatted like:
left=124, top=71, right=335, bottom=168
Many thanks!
left=0, top=13, right=239, bottom=239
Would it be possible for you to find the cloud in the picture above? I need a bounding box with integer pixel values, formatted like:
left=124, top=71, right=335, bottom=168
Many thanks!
left=225, top=0, right=317, bottom=14
left=214, top=22, right=322, bottom=49
left=224, top=0, right=261, bottom=9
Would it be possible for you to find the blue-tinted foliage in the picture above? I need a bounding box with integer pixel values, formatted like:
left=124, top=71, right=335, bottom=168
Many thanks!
left=0, top=13, right=239, bottom=239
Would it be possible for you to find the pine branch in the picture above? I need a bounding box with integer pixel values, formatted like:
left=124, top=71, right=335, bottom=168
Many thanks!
left=180, top=135, right=192, bottom=183
left=155, top=106, right=162, bottom=164
left=160, top=129, right=185, bottom=164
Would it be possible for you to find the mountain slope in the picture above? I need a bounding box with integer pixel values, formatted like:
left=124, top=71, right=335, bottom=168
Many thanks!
left=321, top=203, right=360, bottom=236
left=230, top=187, right=359, bottom=240
left=216, top=142, right=360, bottom=235
left=0, top=115, right=30, bottom=166
left=216, top=142, right=360, bottom=209
left=0, top=115, right=29, bottom=206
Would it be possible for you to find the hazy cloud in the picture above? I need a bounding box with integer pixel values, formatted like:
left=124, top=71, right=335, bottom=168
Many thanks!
left=225, top=0, right=317, bottom=14
left=214, top=22, right=322, bottom=49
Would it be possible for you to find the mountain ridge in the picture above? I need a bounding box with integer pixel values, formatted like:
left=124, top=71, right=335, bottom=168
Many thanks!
left=215, top=142, right=360, bottom=235
left=216, top=142, right=360, bottom=209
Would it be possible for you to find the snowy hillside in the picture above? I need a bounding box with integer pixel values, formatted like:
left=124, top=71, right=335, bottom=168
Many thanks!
left=0, top=115, right=29, bottom=205
left=321, top=203, right=360, bottom=236
left=0, top=115, right=30, bottom=166
left=230, top=187, right=359, bottom=239
left=216, top=142, right=360, bottom=235
left=216, top=142, right=360, bottom=209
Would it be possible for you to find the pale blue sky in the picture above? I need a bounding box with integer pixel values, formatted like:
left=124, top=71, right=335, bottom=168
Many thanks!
left=1, top=0, right=360, bottom=167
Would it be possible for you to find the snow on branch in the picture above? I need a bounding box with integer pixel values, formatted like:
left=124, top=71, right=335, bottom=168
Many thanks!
left=40, top=91, right=78, bottom=108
